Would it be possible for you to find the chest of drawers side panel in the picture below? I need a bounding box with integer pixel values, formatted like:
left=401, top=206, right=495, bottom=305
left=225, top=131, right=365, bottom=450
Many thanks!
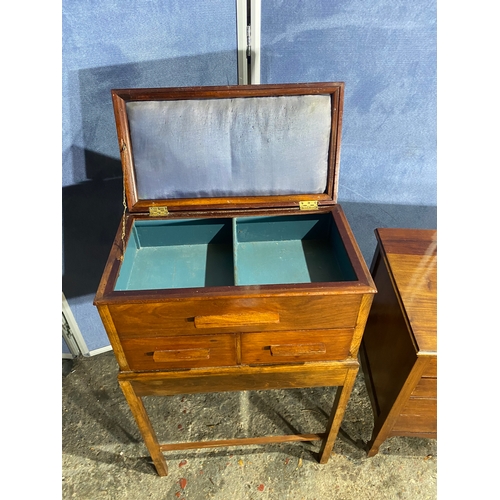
left=360, top=251, right=418, bottom=419
left=361, top=229, right=437, bottom=456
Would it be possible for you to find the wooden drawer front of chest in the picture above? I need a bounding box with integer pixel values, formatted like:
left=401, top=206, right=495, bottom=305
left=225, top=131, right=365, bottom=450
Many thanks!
left=392, top=397, right=437, bottom=435
left=120, top=334, right=237, bottom=371
left=109, top=295, right=362, bottom=338
left=422, top=356, right=437, bottom=377
left=411, top=377, right=437, bottom=398
left=241, top=329, right=354, bottom=365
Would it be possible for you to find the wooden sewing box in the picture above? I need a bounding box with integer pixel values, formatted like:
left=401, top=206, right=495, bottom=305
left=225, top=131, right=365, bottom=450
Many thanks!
left=94, top=82, right=376, bottom=476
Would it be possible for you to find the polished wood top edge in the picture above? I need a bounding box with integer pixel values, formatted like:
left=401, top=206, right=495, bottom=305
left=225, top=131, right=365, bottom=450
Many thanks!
left=375, top=227, right=437, bottom=354
left=131, top=196, right=336, bottom=213
left=94, top=284, right=375, bottom=306
left=375, top=228, right=437, bottom=257
left=125, top=205, right=336, bottom=219
left=112, top=82, right=344, bottom=100
left=376, top=227, right=436, bottom=237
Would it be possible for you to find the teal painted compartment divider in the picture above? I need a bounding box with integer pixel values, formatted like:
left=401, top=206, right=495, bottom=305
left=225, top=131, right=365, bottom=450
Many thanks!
left=115, top=214, right=356, bottom=291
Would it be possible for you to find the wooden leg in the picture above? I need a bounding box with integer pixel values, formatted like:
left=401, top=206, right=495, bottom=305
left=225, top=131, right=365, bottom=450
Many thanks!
left=365, top=359, right=431, bottom=458
left=366, top=437, right=382, bottom=457
left=119, top=380, right=168, bottom=476
left=318, top=367, right=358, bottom=464
left=365, top=407, right=401, bottom=457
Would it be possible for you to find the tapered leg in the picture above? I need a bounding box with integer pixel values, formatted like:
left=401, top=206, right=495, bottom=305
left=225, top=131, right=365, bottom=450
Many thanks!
left=318, top=367, right=358, bottom=464
left=119, top=380, right=168, bottom=476
left=366, top=436, right=383, bottom=457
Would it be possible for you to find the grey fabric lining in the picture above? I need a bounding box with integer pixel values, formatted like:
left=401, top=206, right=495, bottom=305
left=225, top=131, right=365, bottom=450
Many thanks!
left=126, top=95, right=331, bottom=200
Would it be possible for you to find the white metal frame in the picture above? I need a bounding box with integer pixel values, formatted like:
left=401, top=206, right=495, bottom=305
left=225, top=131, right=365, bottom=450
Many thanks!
left=62, top=292, right=113, bottom=357
left=236, top=0, right=249, bottom=85
left=62, top=313, right=79, bottom=359
left=62, top=292, right=89, bottom=357
left=250, top=0, right=261, bottom=84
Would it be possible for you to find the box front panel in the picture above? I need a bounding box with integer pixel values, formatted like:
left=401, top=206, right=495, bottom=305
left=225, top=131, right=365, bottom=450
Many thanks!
left=109, top=294, right=363, bottom=338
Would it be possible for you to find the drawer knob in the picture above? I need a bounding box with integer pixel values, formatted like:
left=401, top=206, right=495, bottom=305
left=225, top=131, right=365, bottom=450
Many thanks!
left=270, top=343, right=326, bottom=357
left=194, top=312, right=280, bottom=328
left=153, top=348, right=210, bottom=362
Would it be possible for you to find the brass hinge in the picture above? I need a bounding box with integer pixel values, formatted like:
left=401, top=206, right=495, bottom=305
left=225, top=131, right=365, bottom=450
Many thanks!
left=299, top=201, right=319, bottom=211
left=149, top=206, right=169, bottom=217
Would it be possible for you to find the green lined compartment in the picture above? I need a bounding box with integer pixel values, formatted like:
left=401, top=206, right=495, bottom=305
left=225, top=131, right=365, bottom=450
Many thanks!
left=114, top=219, right=234, bottom=290
left=234, top=214, right=356, bottom=286
left=114, top=213, right=357, bottom=291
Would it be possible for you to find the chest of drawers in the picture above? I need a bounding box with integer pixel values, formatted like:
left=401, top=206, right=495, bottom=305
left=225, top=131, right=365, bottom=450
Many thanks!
left=94, top=83, right=376, bottom=475
left=359, top=228, right=437, bottom=456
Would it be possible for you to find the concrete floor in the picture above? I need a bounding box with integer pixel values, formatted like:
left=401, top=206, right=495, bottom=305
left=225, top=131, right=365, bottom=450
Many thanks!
left=62, top=351, right=437, bottom=499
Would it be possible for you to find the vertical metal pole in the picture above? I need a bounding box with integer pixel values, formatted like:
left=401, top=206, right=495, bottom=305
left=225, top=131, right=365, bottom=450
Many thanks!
left=250, top=0, right=261, bottom=84
left=236, top=0, right=249, bottom=84
left=237, top=0, right=260, bottom=85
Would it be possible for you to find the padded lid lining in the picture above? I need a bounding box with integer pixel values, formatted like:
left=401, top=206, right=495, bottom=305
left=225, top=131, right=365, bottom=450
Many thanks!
left=126, top=94, right=332, bottom=200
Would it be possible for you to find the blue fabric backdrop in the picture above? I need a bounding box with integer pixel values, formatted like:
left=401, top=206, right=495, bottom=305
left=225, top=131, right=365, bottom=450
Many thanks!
left=62, top=0, right=436, bottom=352
left=62, top=0, right=238, bottom=351
left=261, top=0, right=436, bottom=206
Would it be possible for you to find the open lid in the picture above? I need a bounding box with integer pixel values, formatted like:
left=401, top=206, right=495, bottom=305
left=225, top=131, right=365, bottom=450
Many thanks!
left=111, top=82, right=344, bottom=213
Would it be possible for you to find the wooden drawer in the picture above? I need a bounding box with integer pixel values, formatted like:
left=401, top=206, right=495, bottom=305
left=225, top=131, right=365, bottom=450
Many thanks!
left=411, top=377, right=437, bottom=398
left=120, top=334, right=237, bottom=371
left=392, top=397, right=437, bottom=434
left=422, top=356, right=437, bottom=377
left=109, top=294, right=362, bottom=338
left=241, top=329, right=354, bottom=365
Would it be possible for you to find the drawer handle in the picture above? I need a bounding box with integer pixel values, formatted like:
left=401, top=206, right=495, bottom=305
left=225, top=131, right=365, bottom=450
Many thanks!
left=270, top=343, right=326, bottom=357
left=194, top=312, right=279, bottom=328
left=153, top=348, right=210, bottom=362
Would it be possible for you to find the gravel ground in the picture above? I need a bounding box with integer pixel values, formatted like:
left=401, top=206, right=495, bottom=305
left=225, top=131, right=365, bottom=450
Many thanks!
left=62, top=351, right=437, bottom=499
